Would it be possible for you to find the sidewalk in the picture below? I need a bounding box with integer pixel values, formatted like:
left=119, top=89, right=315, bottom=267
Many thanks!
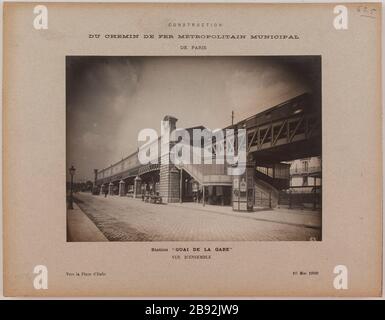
left=78, top=192, right=321, bottom=229
left=168, top=202, right=321, bottom=229
left=74, top=193, right=320, bottom=241
left=67, top=202, right=108, bottom=241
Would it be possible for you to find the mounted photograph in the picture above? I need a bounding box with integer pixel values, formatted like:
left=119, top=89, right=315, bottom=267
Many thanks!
left=66, top=56, right=322, bottom=242
left=3, top=1, right=382, bottom=297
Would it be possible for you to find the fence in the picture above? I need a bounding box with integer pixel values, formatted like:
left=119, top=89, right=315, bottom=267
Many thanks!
left=278, top=186, right=321, bottom=210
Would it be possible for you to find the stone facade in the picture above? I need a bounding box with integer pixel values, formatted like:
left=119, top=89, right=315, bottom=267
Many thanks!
left=159, top=161, right=180, bottom=203
left=158, top=116, right=181, bottom=203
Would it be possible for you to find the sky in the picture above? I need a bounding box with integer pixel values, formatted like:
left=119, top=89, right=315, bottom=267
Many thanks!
left=66, top=56, right=320, bottom=181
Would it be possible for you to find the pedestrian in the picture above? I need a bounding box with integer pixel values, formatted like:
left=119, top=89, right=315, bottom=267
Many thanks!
left=104, top=188, right=108, bottom=197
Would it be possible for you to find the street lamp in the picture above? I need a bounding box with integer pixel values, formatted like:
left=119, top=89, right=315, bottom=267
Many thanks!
left=68, top=165, right=76, bottom=210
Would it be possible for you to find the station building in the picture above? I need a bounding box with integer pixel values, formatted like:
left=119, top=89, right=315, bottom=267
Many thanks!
left=93, top=93, right=322, bottom=211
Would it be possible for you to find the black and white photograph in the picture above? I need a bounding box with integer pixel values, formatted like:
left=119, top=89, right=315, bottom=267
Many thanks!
left=3, top=1, right=383, bottom=299
left=66, top=56, right=322, bottom=242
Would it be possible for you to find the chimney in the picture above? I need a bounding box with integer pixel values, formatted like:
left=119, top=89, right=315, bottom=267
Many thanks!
left=163, top=115, right=178, bottom=133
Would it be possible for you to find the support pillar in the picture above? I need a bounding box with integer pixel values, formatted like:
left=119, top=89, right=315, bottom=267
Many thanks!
left=158, top=115, right=180, bottom=203
left=92, top=169, right=98, bottom=195
left=119, top=180, right=126, bottom=197
left=269, top=191, right=272, bottom=209
left=179, top=169, right=183, bottom=203
left=313, top=177, right=317, bottom=210
left=202, top=186, right=205, bottom=207
left=133, top=176, right=142, bottom=198
left=289, top=190, right=292, bottom=209
left=108, top=182, right=114, bottom=195
left=232, top=155, right=255, bottom=212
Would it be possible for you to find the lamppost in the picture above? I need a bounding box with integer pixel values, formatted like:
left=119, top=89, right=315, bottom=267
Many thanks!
left=68, top=165, right=76, bottom=210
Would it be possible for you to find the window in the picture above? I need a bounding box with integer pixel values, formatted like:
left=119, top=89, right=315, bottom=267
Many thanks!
left=302, top=161, right=309, bottom=172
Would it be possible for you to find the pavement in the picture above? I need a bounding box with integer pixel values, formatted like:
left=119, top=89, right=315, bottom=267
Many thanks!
left=168, top=202, right=321, bottom=229
left=68, top=192, right=321, bottom=242
left=67, top=202, right=108, bottom=241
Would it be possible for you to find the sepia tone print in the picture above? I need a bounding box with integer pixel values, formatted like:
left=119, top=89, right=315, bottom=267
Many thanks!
left=2, top=2, right=381, bottom=297
left=66, top=56, right=322, bottom=242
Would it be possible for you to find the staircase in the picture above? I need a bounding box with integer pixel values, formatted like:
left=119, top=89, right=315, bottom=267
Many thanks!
left=176, top=162, right=232, bottom=186
left=254, top=166, right=289, bottom=208
left=254, top=177, right=280, bottom=208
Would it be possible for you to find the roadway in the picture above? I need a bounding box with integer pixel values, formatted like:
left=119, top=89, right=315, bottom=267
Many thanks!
left=70, top=192, right=321, bottom=241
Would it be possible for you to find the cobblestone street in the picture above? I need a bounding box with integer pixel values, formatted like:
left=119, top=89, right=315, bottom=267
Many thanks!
left=71, top=192, right=321, bottom=241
